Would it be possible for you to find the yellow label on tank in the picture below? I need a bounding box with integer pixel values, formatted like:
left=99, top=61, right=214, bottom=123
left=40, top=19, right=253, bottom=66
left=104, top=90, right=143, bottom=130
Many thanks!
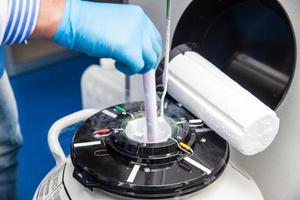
left=179, top=142, right=191, bottom=151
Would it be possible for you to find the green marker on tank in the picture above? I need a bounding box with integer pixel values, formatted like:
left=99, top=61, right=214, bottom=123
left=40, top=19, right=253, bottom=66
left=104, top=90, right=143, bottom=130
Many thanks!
left=115, top=105, right=126, bottom=113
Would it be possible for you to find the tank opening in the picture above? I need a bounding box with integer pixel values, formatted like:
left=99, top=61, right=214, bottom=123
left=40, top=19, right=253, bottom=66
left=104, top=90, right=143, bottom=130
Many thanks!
left=172, top=0, right=296, bottom=109
left=125, top=117, right=172, bottom=143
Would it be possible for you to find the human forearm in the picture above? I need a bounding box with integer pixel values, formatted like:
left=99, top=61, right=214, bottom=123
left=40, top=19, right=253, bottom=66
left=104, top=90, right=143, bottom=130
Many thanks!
left=31, top=0, right=66, bottom=39
left=13, top=0, right=162, bottom=76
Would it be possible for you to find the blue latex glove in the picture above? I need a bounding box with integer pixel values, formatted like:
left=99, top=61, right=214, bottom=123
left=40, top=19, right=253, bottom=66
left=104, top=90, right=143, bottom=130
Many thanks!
left=53, top=0, right=162, bottom=75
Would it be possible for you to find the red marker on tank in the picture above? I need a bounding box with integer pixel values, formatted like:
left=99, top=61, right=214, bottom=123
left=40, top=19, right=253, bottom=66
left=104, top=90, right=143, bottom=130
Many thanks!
left=94, top=128, right=111, bottom=135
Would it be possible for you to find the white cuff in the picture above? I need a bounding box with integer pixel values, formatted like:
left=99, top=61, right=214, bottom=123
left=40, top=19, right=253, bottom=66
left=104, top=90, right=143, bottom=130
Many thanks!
left=0, top=0, right=9, bottom=44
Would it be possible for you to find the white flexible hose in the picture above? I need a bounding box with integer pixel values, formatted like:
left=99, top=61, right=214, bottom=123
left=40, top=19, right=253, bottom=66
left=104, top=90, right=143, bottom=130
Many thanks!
left=48, top=109, right=99, bottom=166
left=160, top=0, right=172, bottom=117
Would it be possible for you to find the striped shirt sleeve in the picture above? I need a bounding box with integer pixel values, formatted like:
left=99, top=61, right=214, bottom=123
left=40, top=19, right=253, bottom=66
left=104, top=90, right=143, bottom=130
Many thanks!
left=1, top=0, right=40, bottom=45
left=0, top=0, right=9, bottom=43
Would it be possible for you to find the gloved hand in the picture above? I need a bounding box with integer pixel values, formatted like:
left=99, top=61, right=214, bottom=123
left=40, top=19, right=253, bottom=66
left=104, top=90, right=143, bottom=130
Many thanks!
left=53, top=0, right=162, bottom=75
